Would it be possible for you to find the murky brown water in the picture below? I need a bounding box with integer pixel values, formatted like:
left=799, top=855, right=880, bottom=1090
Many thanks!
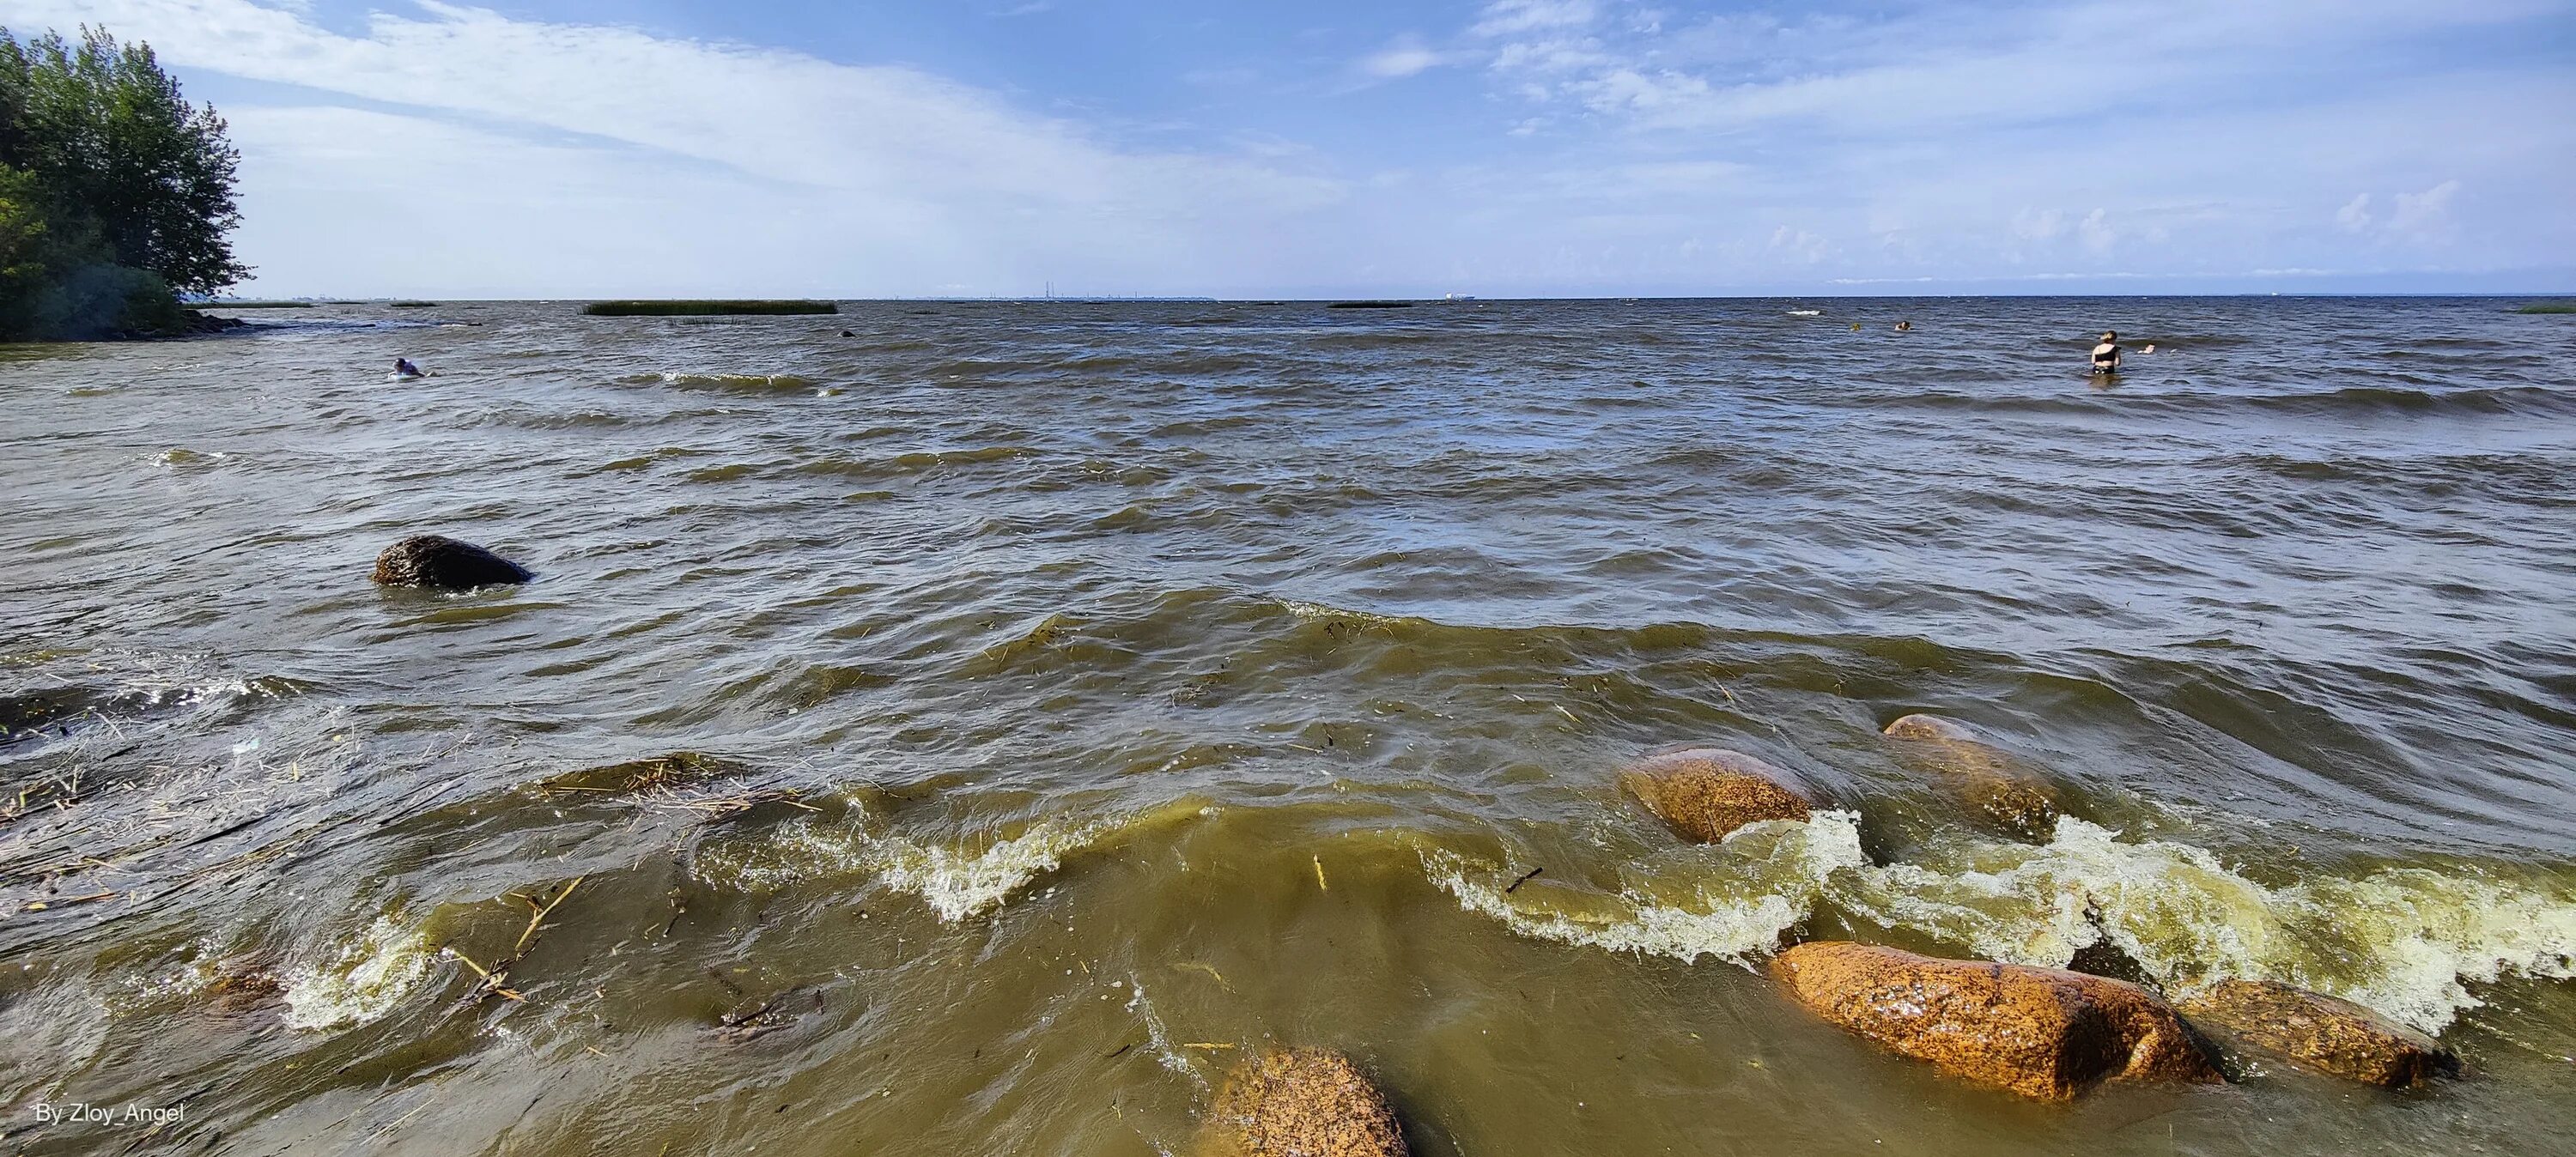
left=4, top=297, right=2574, bottom=1154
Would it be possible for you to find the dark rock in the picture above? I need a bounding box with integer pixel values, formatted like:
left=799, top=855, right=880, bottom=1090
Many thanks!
left=1199, top=1047, right=1408, bottom=1157
left=370, top=536, right=532, bottom=589
left=179, top=309, right=249, bottom=335
left=539, top=752, right=742, bottom=796
left=2064, top=936, right=2154, bottom=987
left=2177, top=979, right=2458, bottom=1087
left=1881, top=714, right=2063, bottom=841
left=1619, top=748, right=1813, bottom=843
left=1770, top=942, right=2221, bottom=1100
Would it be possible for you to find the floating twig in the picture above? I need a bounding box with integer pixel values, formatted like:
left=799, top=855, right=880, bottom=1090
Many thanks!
left=1505, top=866, right=1545, bottom=894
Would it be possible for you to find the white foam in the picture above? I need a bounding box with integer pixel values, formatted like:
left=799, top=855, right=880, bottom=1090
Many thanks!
left=1433, top=810, right=2576, bottom=1033
left=280, top=917, right=435, bottom=1032
left=869, top=821, right=1110, bottom=923
left=1832, top=818, right=2576, bottom=1033
left=698, top=813, right=1112, bottom=923
left=1123, top=978, right=1199, bottom=1077
left=1274, top=599, right=1408, bottom=626
left=1432, top=812, right=1868, bottom=966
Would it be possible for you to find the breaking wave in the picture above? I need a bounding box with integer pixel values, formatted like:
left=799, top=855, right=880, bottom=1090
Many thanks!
left=1440, top=810, right=2576, bottom=1034
left=1431, top=813, right=1868, bottom=966
left=1836, top=818, right=2576, bottom=1034
left=695, top=798, right=1208, bottom=922
left=280, top=917, right=438, bottom=1032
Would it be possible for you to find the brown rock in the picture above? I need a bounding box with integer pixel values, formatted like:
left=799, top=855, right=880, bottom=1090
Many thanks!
left=1770, top=942, right=2220, bottom=1100
left=205, top=962, right=283, bottom=1014
left=1620, top=748, right=1813, bottom=843
left=371, top=535, right=533, bottom=589
left=2178, top=979, right=2457, bottom=1087
left=1199, top=1047, right=1408, bottom=1157
left=1883, top=714, right=1978, bottom=743
left=1881, top=714, right=2062, bottom=841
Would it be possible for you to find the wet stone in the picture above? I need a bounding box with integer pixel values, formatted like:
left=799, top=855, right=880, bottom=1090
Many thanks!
left=1620, top=748, right=1813, bottom=843
left=1881, top=714, right=2063, bottom=842
left=2178, top=979, right=2458, bottom=1088
left=1770, top=942, right=2221, bottom=1100
left=370, top=535, right=533, bottom=590
left=1199, top=1047, right=1409, bottom=1157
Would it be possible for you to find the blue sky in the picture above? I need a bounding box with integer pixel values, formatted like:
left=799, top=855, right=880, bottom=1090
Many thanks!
left=4, top=0, right=2572, bottom=297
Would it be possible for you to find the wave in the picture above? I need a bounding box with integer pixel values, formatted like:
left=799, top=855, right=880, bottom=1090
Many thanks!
left=1431, top=805, right=2573, bottom=1034
left=692, top=797, right=1208, bottom=922
left=1857, top=384, right=2573, bottom=419
left=2238, top=384, right=2575, bottom=416
left=1835, top=818, right=2576, bottom=1033
left=1430, top=813, right=1868, bottom=966
left=617, top=372, right=820, bottom=394
left=279, top=916, right=438, bottom=1032
left=783, top=445, right=1047, bottom=482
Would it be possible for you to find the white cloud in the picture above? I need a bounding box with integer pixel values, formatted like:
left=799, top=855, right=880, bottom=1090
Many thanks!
left=3, top=0, right=1346, bottom=294
left=2013, top=208, right=2068, bottom=242
left=2388, top=179, right=2463, bottom=239
left=1768, top=224, right=1828, bottom=263
left=2078, top=208, right=2117, bottom=253
left=1358, top=39, right=1443, bottom=80
left=2, top=0, right=2565, bottom=295
left=1472, top=0, right=1600, bottom=38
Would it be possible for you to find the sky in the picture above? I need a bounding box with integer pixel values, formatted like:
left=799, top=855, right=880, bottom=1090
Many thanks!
left=3, top=0, right=2571, bottom=298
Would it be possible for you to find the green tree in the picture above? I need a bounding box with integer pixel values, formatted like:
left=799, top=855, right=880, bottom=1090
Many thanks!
left=1, top=24, right=242, bottom=339
left=3, top=27, right=244, bottom=294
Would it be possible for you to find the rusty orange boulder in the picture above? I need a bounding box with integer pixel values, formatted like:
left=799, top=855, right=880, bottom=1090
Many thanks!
left=1881, top=714, right=2062, bottom=841
left=1619, top=748, right=1813, bottom=843
left=2177, top=979, right=2457, bottom=1087
left=1198, top=1047, right=1408, bottom=1157
left=1770, top=942, right=2220, bottom=1100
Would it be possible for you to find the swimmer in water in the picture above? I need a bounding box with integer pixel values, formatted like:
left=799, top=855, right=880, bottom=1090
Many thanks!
left=393, top=358, right=423, bottom=378
left=2089, top=330, right=2122, bottom=374
left=1895, top=320, right=1912, bottom=332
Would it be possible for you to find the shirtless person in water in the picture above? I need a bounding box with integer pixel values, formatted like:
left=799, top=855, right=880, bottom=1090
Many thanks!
left=2090, top=330, right=2122, bottom=374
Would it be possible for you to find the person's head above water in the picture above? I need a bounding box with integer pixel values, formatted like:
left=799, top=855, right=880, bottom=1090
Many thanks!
left=2101, top=330, right=2117, bottom=342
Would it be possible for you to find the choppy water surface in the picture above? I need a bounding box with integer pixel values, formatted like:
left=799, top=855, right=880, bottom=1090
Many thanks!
left=5, top=297, right=2575, bottom=1154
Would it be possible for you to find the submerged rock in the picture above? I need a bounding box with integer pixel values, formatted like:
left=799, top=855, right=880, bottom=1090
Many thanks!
left=370, top=535, right=533, bottom=589
left=1199, top=1047, right=1409, bottom=1157
left=1770, top=942, right=2220, bottom=1100
left=205, top=960, right=284, bottom=1015
left=540, top=751, right=743, bottom=796
left=1620, top=748, right=1813, bottom=843
left=2178, top=979, right=2458, bottom=1087
left=1880, top=714, right=2062, bottom=841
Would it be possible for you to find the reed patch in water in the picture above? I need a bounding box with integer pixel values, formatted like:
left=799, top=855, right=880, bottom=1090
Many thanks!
left=2516, top=300, right=2576, bottom=314
left=581, top=300, right=840, bottom=316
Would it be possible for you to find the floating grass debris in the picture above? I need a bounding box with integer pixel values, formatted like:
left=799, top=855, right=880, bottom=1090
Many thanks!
left=444, top=875, right=584, bottom=1004
left=582, top=300, right=840, bottom=317
left=539, top=751, right=740, bottom=796
left=2516, top=301, right=2576, bottom=314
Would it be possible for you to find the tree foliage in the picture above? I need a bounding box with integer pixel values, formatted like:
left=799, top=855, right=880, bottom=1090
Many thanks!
left=1, top=25, right=243, bottom=340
